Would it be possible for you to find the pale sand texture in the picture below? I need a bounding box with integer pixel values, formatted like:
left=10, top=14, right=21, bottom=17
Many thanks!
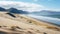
left=0, top=12, right=60, bottom=34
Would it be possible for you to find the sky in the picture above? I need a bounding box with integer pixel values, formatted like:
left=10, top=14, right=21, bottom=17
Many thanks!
left=0, top=0, right=60, bottom=12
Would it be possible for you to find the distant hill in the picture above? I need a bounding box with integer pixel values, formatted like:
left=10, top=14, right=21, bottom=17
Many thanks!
left=8, top=8, right=29, bottom=14
left=31, top=10, right=60, bottom=16
left=0, top=7, right=6, bottom=11
left=8, top=8, right=21, bottom=14
left=30, top=10, right=60, bottom=18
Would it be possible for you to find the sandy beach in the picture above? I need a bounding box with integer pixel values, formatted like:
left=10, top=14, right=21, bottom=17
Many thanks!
left=0, top=12, right=60, bottom=34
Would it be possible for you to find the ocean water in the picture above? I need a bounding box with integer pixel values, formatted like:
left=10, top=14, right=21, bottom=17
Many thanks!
left=41, top=15, right=60, bottom=19
left=27, top=14, right=60, bottom=26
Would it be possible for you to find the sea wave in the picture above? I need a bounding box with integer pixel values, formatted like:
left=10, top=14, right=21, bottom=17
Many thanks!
left=27, top=14, right=60, bottom=25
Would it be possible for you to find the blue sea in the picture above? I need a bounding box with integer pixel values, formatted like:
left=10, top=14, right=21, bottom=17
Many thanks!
left=27, top=14, right=60, bottom=26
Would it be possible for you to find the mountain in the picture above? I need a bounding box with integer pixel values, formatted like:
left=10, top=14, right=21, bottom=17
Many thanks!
left=8, top=8, right=29, bottom=14
left=30, top=10, right=60, bottom=18
left=31, top=10, right=60, bottom=16
left=0, top=7, right=6, bottom=11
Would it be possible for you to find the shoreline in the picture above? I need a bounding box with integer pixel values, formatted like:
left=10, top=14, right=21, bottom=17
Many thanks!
left=0, top=12, right=60, bottom=34
left=32, top=17, right=60, bottom=27
left=25, top=15, right=60, bottom=27
left=21, top=15, right=60, bottom=28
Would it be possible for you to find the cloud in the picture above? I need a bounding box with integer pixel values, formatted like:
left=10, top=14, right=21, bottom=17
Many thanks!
left=0, top=1, right=59, bottom=12
left=0, top=0, right=12, bottom=1
left=0, top=1, right=45, bottom=12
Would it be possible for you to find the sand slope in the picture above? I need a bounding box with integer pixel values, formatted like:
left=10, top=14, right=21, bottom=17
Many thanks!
left=0, top=12, right=60, bottom=34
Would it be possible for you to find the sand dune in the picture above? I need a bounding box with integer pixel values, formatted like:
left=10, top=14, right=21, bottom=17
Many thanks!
left=0, top=12, right=60, bottom=34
